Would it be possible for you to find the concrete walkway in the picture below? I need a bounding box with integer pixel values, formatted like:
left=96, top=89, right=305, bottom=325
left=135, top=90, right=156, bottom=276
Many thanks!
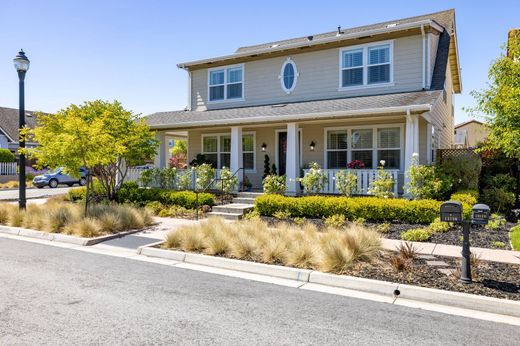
left=382, top=238, right=520, bottom=265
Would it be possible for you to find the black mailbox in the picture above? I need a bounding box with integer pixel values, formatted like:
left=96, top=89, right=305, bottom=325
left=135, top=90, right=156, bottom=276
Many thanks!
left=472, top=204, right=490, bottom=225
left=440, top=201, right=463, bottom=223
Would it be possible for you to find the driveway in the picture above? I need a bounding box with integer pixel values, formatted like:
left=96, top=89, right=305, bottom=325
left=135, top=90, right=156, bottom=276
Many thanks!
left=0, top=238, right=518, bottom=345
left=0, top=186, right=72, bottom=201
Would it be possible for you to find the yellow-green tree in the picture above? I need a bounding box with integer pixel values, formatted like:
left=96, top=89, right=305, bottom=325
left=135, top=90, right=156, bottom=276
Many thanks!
left=29, top=100, right=157, bottom=211
left=469, top=32, right=520, bottom=159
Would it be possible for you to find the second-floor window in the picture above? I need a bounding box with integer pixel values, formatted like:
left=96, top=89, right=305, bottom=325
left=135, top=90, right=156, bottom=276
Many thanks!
left=340, top=41, right=393, bottom=89
left=209, top=65, right=243, bottom=102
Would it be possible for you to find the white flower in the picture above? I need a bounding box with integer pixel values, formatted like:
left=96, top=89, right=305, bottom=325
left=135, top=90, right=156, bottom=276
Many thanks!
left=380, top=160, right=386, bottom=166
left=412, top=152, right=419, bottom=158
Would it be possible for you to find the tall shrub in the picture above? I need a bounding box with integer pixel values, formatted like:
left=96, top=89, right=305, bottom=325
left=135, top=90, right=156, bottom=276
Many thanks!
left=300, top=162, right=328, bottom=194
left=405, top=154, right=452, bottom=200
left=0, top=149, right=15, bottom=163
left=439, top=154, right=482, bottom=191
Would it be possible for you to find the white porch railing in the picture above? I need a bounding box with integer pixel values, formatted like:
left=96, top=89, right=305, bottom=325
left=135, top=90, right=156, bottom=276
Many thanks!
left=0, top=162, right=17, bottom=175
left=303, top=169, right=400, bottom=196
left=126, top=167, right=222, bottom=190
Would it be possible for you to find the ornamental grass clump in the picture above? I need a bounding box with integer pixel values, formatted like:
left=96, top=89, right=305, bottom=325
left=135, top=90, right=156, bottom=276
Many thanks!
left=163, top=217, right=381, bottom=275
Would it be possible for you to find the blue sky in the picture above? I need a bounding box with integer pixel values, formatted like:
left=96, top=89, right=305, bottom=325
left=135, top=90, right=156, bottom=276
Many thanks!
left=0, top=0, right=518, bottom=124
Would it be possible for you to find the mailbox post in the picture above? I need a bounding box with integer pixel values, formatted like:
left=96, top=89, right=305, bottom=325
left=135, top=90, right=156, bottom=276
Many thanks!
left=440, top=201, right=490, bottom=284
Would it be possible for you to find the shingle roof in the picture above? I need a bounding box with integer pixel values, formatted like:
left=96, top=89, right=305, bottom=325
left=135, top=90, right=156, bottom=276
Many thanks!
left=144, top=90, right=442, bottom=130
left=236, top=9, right=455, bottom=54
left=0, top=107, right=38, bottom=142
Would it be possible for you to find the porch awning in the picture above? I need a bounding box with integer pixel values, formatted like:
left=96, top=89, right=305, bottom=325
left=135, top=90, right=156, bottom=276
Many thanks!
left=144, top=90, right=441, bottom=130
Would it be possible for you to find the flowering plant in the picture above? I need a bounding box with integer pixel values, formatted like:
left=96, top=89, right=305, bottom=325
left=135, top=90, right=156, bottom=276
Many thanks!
left=347, top=160, right=365, bottom=169
left=301, top=162, right=328, bottom=194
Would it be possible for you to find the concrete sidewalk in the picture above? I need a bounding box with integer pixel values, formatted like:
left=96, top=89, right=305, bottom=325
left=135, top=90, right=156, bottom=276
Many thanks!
left=382, top=238, right=520, bottom=265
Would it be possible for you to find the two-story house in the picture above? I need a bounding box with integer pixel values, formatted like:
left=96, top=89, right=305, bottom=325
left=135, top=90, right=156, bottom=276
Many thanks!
left=144, top=9, right=461, bottom=195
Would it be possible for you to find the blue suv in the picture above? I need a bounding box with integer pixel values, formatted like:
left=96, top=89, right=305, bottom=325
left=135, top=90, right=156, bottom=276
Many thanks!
left=33, top=167, right=88, bottom=188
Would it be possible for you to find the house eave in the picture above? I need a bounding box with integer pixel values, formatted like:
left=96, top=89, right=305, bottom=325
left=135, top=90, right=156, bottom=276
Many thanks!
left=149, top=104, right=432, bottom=130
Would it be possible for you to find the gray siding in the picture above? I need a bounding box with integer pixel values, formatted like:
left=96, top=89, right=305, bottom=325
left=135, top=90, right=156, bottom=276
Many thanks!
left=428, top=32, right=440, bottom=88
left=429, top=63, right=454, bottom=149
left=191, top=35, right=424, bottom=111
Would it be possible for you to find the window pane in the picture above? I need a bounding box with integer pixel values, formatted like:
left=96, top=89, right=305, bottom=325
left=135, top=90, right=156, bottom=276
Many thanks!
left=368, top=64, right=390, bottom=84
left=378, top=128, right=400, bottom=148
left=342, top=68, right=363, bottom=87
left=342, top=50, right=363, bottom=68
left=227, top=83, right=242, bottom=99
left=243, top=153, right=254, bottom=170
left=378, top=150, right=400, bottom=169
left=221, top=136, right=231, bottom=152
left=327, top=131, right=348, bottom=150
left=203, top=136, right=218, bottom=152
left=228, top=68, right=242, bottom=83
left=369, top=46, right=390, bottom=64
left=210, top=70, right=224, bottom=85
left=283, top=63, right=295, bottom=90
left=204, top=153, right=218, bottom=169
left=242, top=134, right=254, bottom=151
left=327, top=151, right=347, bottom=169
left=352, top=150, right=373, bottom=168
left=209, top=85, right=224, bottom=101
left=220, top=153, right=230, bottom=169
left=351, top=129, right=373, bottom=149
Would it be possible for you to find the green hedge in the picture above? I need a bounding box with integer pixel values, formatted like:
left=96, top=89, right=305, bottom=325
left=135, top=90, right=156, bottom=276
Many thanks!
left=510, top=225, right=520, bottom=251
left=116, top=182, right=214, bottom=209
left=449, top=190, right=479, bottom=219
left=0, top=149, right=15, bottom=163
left=254, top=195, right=441, bottom=224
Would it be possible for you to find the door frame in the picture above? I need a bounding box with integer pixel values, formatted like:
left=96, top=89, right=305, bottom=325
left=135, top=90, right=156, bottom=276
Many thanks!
left=275, top=128, right=303, bottom=175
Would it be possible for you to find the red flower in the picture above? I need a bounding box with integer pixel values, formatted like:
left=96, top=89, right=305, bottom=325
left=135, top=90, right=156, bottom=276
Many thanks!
left=347, top=160, right=365, bottom=169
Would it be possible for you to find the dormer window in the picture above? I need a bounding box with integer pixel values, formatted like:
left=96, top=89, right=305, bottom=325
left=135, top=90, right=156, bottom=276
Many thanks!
left=339, top=41, right=394, bottom=90
left=279, top=58, right=298, bottom=94
left=208, top=65, right=244, bottom=102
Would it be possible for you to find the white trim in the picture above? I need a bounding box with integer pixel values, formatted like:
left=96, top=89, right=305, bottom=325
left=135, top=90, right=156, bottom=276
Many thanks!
left=207, top=64, right=245, bottom=103
left=338, top=40, right=394, bottom=90
left=426, top=33, right=431, bottom=89
left=187, top=70, right=192, bottom=111
left=178, top=20, right=443, bottom=68
left=421, top=24, right=426, bottom=89
left=150, top=104, right=433, bottom=130
left=274, top=128, right=302, bottom=174
left=278, top=58, right=299, bottom=94
left=0, top=126, right=14, bottom=142
left=201, top=131, right=256, bottom=173
left=323, top=124, right=405, bottom=171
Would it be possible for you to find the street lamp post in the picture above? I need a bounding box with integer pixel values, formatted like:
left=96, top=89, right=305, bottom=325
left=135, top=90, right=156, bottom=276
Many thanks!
left=13, top=50, right=30, bottom=210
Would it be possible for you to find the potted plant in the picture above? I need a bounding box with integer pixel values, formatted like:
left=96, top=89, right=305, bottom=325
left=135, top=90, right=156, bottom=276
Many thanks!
left=347, top=160, right=365, bottom=169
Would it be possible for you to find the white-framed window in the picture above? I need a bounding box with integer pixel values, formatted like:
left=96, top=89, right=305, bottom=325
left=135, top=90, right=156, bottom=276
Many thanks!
left=339, top=41, right=393, bottom=89
left=201, top=132, right=255, bottom=171
left=279, top=58, right=298, bottom=93
left=208, top=65, right=244, bottom=102
left=325, top=125, right=403, bottom=170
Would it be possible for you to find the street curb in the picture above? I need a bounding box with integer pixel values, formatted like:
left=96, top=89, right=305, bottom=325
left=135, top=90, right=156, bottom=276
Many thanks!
left=397, top=283, right=520, bottom=318
left=0, top=225, right=143, bottom=246
left=138, top=243, right=520, bottom=318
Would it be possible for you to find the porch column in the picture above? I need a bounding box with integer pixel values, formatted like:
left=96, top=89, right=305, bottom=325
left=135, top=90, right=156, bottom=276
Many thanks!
left=230, top=126, right=243, bottom=189
left=404, top=112, right=419, bottom=194
left=154, top=132, right=167, bottom=168
left=285, top=122, right=299, bottom=195
left=426, top=122, right=433, bottom=164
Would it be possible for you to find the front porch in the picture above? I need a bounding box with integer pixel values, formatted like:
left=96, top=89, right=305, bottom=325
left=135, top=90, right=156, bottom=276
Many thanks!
left=150, top=111, right=434, bottom=196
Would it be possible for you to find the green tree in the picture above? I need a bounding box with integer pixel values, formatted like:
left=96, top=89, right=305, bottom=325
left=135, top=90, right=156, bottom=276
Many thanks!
left=468, top=33, right=520, bottom=160
left=170, top=140, right=187, bottom=157
left=0, top=149, right=15, bottom=163
left=28, top=100, right=157, bottom=212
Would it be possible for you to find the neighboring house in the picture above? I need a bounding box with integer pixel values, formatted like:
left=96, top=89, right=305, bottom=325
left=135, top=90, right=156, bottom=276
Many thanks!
left=453, top=119, right=489, bottom=148
left=0, top=107, right=38, bottom=153
left=144, top=9, right=461, bottom=195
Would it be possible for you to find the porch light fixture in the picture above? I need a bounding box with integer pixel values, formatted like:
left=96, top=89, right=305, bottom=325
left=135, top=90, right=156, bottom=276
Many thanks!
left=261, top=143, right=267, bottom=152
left=309, top=141, right=316, bottom=151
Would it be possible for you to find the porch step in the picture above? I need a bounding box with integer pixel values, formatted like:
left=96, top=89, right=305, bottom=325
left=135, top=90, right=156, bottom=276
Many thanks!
left=206, top=211, right=244, bottom=221
left=236, top=192, right=264, bottom=199
left=232, top=197, right=256, bottom=204
left=212, top=203, right=254, bottom=214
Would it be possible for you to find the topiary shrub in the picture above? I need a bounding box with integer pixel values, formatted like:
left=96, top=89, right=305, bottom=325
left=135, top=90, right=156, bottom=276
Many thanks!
left=0, top=149, right=15, bottom=163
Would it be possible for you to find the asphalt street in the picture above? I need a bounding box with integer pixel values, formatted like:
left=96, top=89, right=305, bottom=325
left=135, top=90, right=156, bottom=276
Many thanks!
left=0, top=186, right=72, bottom=201
left=1, top=238, right=519, bottom=345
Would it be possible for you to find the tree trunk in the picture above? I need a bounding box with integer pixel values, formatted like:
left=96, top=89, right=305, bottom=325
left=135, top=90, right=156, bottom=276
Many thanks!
left=84, top=172, right=90, bottom=217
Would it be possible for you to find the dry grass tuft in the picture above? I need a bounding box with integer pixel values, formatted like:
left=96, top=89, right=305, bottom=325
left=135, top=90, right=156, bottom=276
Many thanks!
left=64, top=218, right=102, bottom=238
left=163, top=217, right=381, bottom=274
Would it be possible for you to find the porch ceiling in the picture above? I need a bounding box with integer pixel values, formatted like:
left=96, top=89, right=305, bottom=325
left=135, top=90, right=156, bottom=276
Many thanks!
left=144, top=90, right=441, bottom=131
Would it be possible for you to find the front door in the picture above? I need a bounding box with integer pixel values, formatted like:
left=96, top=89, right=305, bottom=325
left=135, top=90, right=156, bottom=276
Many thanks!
left=278, top=132, right=287, bottom=175
left=277, top=130, right=300, bottom=176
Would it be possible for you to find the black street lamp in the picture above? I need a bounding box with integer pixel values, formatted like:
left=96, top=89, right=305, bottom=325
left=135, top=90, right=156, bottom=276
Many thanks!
left=13, top=50, right=30, bottom=210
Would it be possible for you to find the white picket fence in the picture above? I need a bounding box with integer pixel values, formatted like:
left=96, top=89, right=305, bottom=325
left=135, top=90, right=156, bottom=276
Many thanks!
left=303, top=169, right=400, bottom=195
left=0, top=162, right=17, bottom=175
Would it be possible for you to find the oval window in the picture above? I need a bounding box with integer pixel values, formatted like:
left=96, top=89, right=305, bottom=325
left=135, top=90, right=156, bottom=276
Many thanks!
left=280, top=59, right=298, bottom=93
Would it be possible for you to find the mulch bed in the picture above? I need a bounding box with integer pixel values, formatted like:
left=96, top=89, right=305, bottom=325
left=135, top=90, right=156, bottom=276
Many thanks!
left=345, top=250, right=520, bottom=301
